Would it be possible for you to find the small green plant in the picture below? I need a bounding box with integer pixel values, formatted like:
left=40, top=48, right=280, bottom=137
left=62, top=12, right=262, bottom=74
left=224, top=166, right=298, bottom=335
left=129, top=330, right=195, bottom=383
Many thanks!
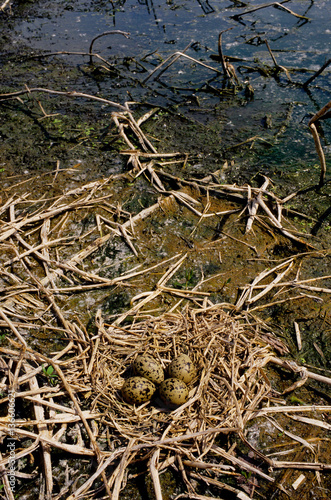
left=42, top=365, right=58, bottom=386
left=290, top=395, right=305, bottom=405
left=185, top=269, right=195, bottom=287
left=241, top=470, right=252, bottom=480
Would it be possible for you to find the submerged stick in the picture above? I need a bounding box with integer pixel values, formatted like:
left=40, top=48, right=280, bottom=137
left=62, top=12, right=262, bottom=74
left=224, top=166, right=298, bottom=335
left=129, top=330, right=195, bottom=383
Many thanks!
left=143, top=41, right=193, bottom=83
left=265, top=39, right=292, bottom=81
left=232, top=1, right=310, bottom=21
left=303, top=58, right=331, bottom=89
left=217, top=28, right=235, bottom=81
left=88, top=30, right=130, bottom=65
left=308, top=101, right=331, bottom=187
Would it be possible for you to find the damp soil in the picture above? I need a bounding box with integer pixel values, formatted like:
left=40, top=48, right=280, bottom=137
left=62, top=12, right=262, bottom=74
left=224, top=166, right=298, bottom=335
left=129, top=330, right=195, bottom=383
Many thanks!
left=1, top=1, right=331, bottom=499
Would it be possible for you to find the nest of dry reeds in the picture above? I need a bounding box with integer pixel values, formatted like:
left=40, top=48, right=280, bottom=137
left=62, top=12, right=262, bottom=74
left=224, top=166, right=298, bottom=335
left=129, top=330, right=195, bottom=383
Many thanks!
left=51, top=304, right=277, bottom=499
left=90, top=306, right=273, bottom=439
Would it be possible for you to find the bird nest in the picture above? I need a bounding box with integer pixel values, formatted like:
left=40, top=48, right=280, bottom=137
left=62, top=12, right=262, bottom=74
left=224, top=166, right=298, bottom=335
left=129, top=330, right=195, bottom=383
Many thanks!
left=53, top=304, right=278, bottom=499
left=91, top=306, right=274, bottom=439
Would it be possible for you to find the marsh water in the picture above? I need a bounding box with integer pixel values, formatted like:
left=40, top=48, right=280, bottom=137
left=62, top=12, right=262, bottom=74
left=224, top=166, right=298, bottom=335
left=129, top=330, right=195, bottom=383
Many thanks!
left=1, top=0, right=330, bottom=184
left=1, top=1, right=331, bottom=499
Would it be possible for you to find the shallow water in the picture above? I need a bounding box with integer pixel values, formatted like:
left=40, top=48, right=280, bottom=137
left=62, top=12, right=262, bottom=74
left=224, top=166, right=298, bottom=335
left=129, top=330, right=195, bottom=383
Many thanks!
left=15, top=1, right=331, bottom=64
left=2, top=0, right=329, bottom=184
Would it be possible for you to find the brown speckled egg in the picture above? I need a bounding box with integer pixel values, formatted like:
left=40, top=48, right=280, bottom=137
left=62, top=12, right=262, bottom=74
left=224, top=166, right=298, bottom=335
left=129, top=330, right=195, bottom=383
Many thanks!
left=159, top=378, right=189, bottom=406
left=121, top=377, right=156, bottom=404
left=168, top=354, right=196, bottom=384
left=133, top=354, right=164, bottom=385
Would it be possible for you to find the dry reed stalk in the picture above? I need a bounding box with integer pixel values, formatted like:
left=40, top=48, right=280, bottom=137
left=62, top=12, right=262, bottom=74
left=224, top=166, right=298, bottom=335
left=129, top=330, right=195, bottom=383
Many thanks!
left=1, top=188, right=183, bottom=311
left=0, top=426, right=95, bottom=455
left=23, top=362, right=53, bottom=498
left=211, top=444, right=274, bottom=482
left=250, top=404, right=331, bottom=418
left=0, top=87, right=128, bottom=111
left=154, top=169, right=316, bottom=247
left=143, top=42, right=193, bottom=83
left=0, top=308, right=28, bottom=346
left=111, top=439, right=137, bottom=500
left=286, top=413, right=331, bottom=431
left=9, top=412, right=101, bottom=426
left=150, top=449, right=163, bottom=500
left=269, top=356, right=331, bottom=387
left=294, top=321, right=302, bottom=351
left=0, top=188, right=110, bottom=244
left=114, top=253, right=188, bottom=324
left=256, top=197, right=316, bottom=248
left=246, top=273, right=331, bottom=289
left=3, top=236, right=69, bottom=267
left=236, top=257, right=294, bottom=309
left=0, top=0, right=11, bottom=12
left=266, top=416, right=315, bottom=453
left=272, top=461, right=331, bottom=471
left=246, top=177, right=269, bottom=233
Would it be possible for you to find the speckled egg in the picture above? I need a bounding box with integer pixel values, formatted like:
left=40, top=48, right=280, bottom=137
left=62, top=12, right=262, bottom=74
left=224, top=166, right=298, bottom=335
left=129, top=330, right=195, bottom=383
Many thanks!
left=121, top=376, right=156, bottom=404
left=168, top=354, right=196, bottom=384
left=133, top=354, right=164, bottom=385
left=159, top=378, right=189, bottom=407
